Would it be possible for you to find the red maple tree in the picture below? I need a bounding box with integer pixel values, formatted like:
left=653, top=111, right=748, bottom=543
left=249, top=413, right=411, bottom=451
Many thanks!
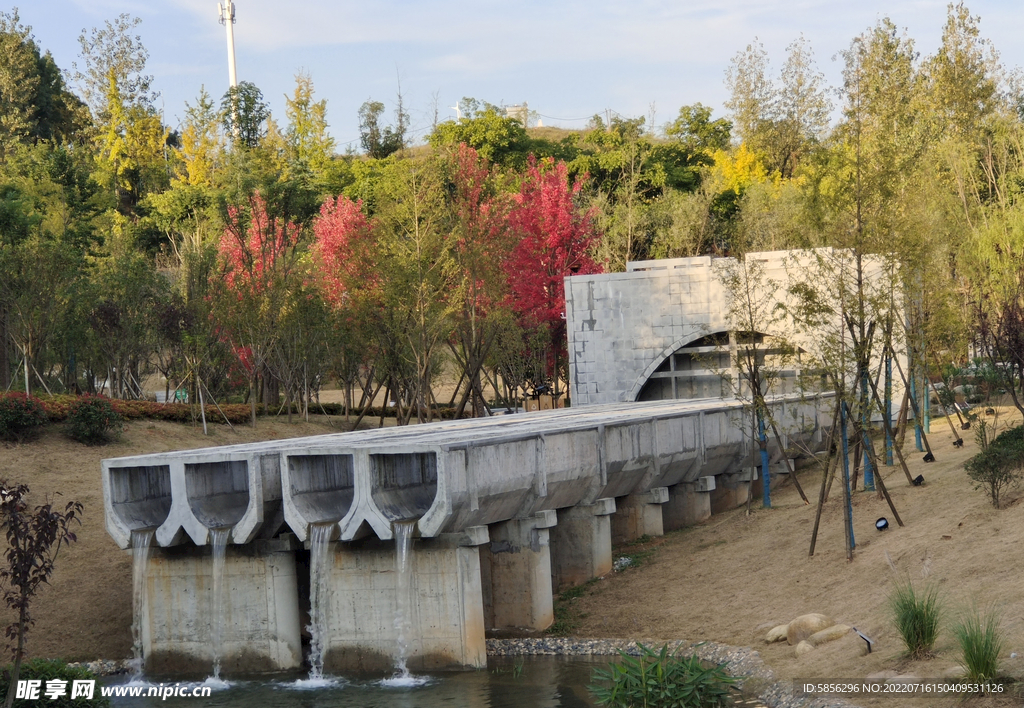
left=505, top=156, right=602, bottom=386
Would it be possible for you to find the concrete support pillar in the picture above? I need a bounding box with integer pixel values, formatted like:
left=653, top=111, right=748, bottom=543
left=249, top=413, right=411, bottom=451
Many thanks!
left=143, top=537, right=302, bottom=674
left=549, top=498, right=615, bottom=592
left=325, top=526, right=489, bottom=673
left=662, top=477, right=714, bottom=531
left=610, top=487, right=668, bottom=544
left=710, top=469, right=757, bottom=514
left=480, top=510, right=556, bottom=632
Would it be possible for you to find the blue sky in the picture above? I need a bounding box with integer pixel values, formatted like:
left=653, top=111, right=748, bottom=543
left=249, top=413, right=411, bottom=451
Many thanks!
left=9, top=1, right=1022, bottom=151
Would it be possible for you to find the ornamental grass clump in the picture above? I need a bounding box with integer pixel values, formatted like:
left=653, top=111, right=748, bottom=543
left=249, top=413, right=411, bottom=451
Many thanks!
left=0, top=393, right=48, bottom=442
left=889, top=579, right=942, bottom=659
left=589, top=643, right=736, bottom=708
left=954, top=607, right=1004, bottom=682
left=65, top=395, right=122, bottom=445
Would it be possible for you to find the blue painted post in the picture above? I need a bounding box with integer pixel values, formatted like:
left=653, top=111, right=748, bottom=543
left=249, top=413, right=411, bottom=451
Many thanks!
left=911, top=368, right=923, bottom=452
left=923, top=375, right=931, bottom=434
left=885, top=355, right=893, bottom=466
left=759, top=412, right=771, bottom=508
left=861, top=370, right=875, bottom=491
left=840, top=401, right=855, bottom=553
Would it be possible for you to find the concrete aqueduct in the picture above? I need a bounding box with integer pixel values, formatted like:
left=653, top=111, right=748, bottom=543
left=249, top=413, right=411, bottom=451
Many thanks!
left=103, top=395, right=832, bottom=675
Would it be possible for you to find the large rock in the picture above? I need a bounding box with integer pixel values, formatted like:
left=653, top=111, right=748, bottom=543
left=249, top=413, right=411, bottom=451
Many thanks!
left=795, top=640, right=815, bottom=657
left=787, top=613, right=834, bottom=645
left=806, top=624, right=851, bottom=647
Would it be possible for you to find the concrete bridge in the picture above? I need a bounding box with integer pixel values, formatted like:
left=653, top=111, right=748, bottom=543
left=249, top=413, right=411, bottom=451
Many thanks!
left=103, top=394, right=831, bottom=675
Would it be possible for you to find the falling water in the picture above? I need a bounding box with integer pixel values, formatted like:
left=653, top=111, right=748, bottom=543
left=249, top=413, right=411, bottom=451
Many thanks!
left=209, top=527, right=231, bottom=679
left=392, top=520, right=416, bottom=681
left=129, top=529, right=154, bottom=679
left=306, top=523, right=335, bottom=681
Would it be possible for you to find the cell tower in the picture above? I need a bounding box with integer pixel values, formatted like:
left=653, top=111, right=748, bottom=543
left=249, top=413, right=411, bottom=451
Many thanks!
left=218, top=1, right=238, bottom=88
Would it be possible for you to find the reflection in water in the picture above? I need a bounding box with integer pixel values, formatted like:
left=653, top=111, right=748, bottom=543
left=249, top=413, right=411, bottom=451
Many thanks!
left=103, top=656, right=602, bottom=708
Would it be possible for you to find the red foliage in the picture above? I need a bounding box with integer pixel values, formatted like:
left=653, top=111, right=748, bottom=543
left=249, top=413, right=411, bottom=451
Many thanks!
left=505, top=157, right=602, bottom=336
left=311, top=195, right=376, bottom=309
left=446, top=144, right=511, bottom=317
left=219, top=192, right=301, bottom=296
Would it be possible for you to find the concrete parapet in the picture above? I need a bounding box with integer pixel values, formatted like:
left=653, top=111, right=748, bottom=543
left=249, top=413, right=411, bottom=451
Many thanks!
left=549, top=499, right=615, bottom=592
left=281, top=452, right=355, bottom=543
left=142, top=537, right=301, bottom=674
left=611, top=486, right=668, bottom=544
left=103, top=451, right=284, bottom=549
left=323, top=532, right=488, bottom=672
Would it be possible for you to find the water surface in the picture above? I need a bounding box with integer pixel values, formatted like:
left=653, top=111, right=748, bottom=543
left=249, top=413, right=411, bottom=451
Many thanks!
left=105, top=656, right=602, bottom=708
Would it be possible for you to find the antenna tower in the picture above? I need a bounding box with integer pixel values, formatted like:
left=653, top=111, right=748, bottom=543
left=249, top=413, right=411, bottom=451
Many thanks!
left=218, top=1, right=238, bottom=88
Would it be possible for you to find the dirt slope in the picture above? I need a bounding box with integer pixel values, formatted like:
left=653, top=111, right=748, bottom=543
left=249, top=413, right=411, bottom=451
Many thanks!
left=572, top=405, right=1024, bottom=707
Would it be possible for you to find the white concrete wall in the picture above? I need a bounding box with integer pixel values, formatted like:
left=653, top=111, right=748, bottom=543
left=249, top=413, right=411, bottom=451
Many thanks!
left=323, top=537, right=487, bottom=672
left=565, top=249, right=903, bottom=406
left=142, top=539, right=301, bottom=674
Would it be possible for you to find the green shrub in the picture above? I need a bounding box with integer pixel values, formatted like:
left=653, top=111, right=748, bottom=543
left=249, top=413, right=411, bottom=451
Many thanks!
left=65, top=395, right=122, bottom=444
left=965, top=425, right=1024, bottom=508
left=954, top=608, right=1004, bottom=681
left=590, top=643, right=736, bottom=708
left=889, top=579, right=942, bottom=658
left=0, top=658, right=110, bottom=707
left=0, top=393, right=48, bottom=442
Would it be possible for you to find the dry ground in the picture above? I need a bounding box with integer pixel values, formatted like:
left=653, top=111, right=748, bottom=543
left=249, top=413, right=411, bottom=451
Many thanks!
left=572, top=404, right=1024, bottom=707
left=2, top=402, right=1023, bottom=708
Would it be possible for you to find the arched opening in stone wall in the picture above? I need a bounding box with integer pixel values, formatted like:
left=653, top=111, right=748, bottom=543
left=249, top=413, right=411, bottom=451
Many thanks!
left=636, top=331, right=814, bottom=401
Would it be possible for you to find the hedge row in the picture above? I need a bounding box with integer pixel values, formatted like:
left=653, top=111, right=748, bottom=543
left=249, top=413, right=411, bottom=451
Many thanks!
left=2, top=393, right=501, bottom=431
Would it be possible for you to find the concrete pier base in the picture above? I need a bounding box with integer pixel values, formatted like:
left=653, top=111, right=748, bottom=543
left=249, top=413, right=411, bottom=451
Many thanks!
left=480, top=511, right=556, bottom=632
left=549, top=498, right=615, bottom=591
left=662, top=477, right=714, bottom=530
left=710, top=469, right=757, bottom=514
left=610, top=487, right=668, bottom=544
left=143, top=537, right=302, bottom=674
left=324, top=528, right=488, bottom=673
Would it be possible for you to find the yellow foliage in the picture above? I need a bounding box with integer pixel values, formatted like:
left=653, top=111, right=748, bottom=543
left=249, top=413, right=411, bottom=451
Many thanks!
left=708, top=143, right=772, bottom=194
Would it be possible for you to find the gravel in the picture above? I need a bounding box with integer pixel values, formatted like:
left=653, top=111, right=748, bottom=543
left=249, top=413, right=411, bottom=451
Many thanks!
left=487, top=636, right=862, bottom=708
left=66, top=659, right=133, bottom=676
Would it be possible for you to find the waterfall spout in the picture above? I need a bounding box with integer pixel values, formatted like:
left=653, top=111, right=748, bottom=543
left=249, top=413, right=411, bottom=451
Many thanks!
left=129, top=529, right=154, bottom=678
left=306, top=523, right=335, bottom=680
left=209, top=527, right=231, bottom=679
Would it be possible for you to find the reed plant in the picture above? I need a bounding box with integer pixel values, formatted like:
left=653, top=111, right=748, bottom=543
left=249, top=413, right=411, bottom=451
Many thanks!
left=953, top=608, right=1004, bottom=681
left=889, top=579, right=942, bottom=658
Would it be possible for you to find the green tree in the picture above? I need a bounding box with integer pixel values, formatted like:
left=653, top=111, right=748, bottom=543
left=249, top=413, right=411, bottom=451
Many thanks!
left=221, top=81, right=269, bottom=149
left=358, top=98, right=406, bottom=159
left=72, top=13, right=155, bottom=123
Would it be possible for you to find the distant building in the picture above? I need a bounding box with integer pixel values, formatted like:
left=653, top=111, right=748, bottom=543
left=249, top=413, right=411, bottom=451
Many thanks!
left=505, top=103, right=529, bottom=126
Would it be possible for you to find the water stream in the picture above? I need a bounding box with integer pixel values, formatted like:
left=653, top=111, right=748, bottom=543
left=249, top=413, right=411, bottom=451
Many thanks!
left=129, top=529, right=155, bottom=679
left=209, top=527, right=231, bottom=679
left=389, top=519, right=418, bottom=684
left=306, top=523, right=335, bottom=681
